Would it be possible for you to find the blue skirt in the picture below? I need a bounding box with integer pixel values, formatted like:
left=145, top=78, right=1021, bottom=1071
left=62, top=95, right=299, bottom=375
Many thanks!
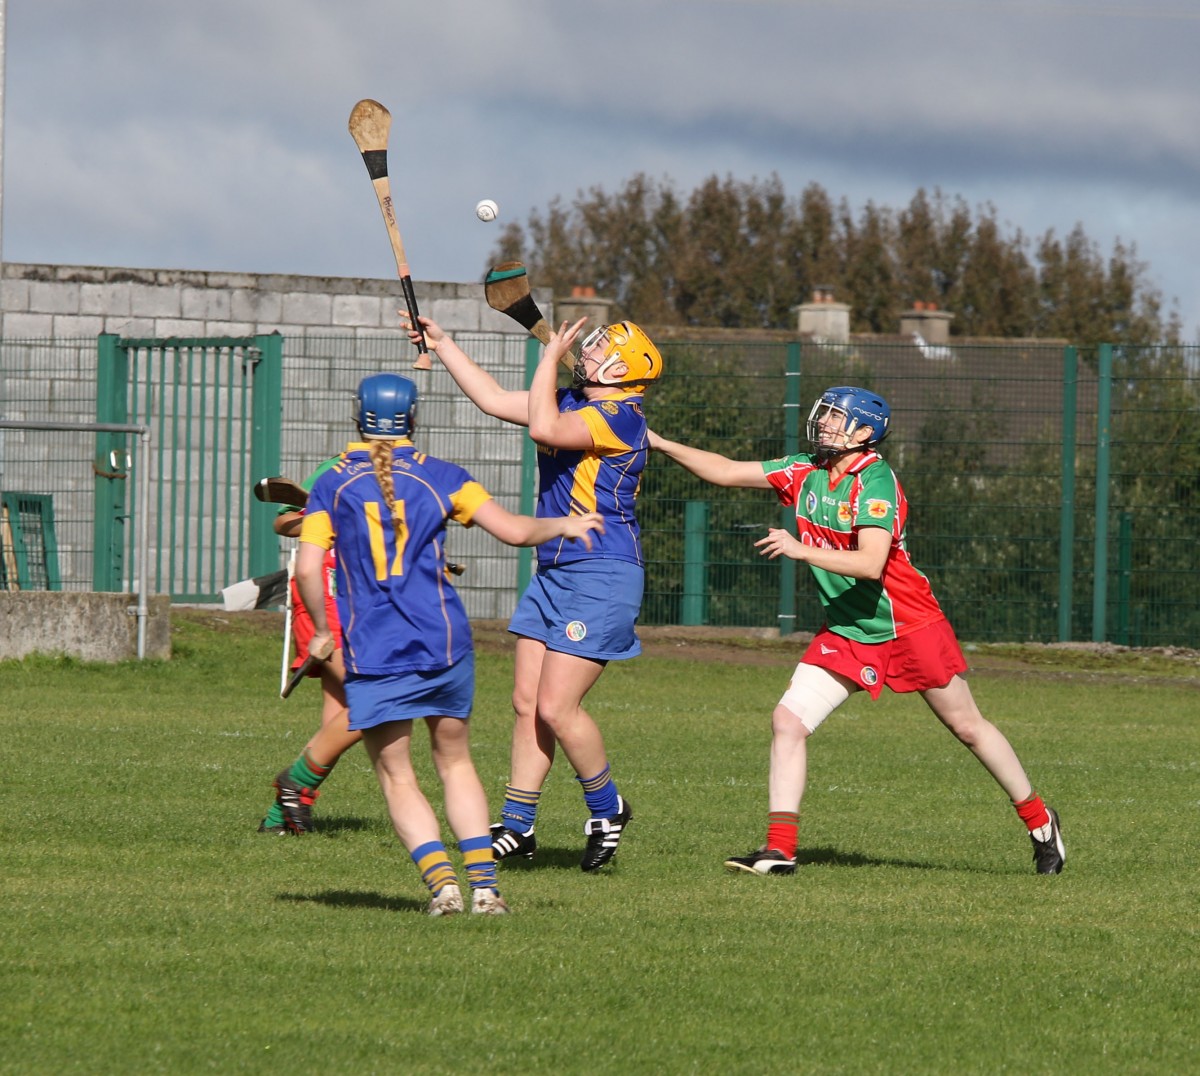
left=508, top=559, right=643, bottom=662
left=345, top=652, right=475, bottom=730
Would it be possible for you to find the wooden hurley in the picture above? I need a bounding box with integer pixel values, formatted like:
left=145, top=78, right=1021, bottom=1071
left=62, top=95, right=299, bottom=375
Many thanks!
left=280, top=635, right=335, bottom=700
left=484, top=261, right=577, bottom=371
left=349, top=99, right=431, bottom=370
left=253, top=476, right=309, bottom=508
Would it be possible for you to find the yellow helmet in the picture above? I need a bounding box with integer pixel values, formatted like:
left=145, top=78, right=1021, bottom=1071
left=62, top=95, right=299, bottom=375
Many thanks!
left=577, top=321, right=663, bottom=389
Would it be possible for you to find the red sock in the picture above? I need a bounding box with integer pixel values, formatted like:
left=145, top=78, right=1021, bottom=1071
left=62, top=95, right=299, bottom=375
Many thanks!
left=766, top=812, right=799, bottom=858
left=1014, top=793, right=1050, bottom=832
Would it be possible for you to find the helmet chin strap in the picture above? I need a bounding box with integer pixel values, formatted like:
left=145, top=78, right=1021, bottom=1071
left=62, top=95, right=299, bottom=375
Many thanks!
left=814, top=439, right=870, bottom=463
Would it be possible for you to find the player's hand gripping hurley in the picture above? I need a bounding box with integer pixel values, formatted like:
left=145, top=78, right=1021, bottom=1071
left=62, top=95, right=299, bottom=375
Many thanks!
left=280, top=634, right=334, bottom=700
left=348, top=99, right=430, bottom=370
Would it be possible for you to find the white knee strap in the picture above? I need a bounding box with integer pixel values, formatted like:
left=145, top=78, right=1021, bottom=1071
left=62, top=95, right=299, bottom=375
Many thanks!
left=778, top=662, right=852, bottom=734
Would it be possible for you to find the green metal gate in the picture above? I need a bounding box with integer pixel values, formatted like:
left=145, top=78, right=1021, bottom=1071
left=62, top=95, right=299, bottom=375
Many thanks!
left=93, top=334, right=283, bottom=601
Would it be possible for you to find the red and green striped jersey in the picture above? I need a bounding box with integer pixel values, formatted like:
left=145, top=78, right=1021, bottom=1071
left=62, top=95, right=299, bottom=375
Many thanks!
left=761, top=450, right=945, bottom=642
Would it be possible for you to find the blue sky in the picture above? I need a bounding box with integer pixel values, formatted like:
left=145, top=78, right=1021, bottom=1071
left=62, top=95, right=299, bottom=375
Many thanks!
left=4, top=0, right=1197, bottom=339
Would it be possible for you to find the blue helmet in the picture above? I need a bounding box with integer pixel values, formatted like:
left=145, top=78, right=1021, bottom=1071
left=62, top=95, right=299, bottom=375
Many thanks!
left=354, top=373, right=418, bottom=438
left=807, top=385, right=890, bottom=460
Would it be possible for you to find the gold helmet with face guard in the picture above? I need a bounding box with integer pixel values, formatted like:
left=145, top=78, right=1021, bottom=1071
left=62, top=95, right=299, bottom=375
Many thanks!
left=574, top=321, right=663, bottom=390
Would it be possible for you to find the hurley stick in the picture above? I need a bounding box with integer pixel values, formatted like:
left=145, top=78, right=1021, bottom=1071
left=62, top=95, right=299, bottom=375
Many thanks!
left=484, top=261, right=577, bottom=371
left=254, top=476, right=309, bottom=508
left=348, top=99, right=430, bottom=370
left=281, top=634, right=335, bottom=700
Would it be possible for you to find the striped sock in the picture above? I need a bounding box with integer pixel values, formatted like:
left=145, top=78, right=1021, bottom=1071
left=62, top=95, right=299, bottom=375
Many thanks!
left=766, top=811, right=800, bottom=859
left=460, top=835, right=499, bottom=892
left=261, top=749, right=332, bottom=830
left=290, top=750, right=333, bottom=790
left=500, top=785, right=541, bottom=833
left=578, top=764, right=619, bottom=818
left=411, top=840, right=457, bottom=895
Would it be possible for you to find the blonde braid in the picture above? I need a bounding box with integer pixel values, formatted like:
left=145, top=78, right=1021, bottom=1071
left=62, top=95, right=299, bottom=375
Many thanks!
left=367, top=440, right=405, bottom=543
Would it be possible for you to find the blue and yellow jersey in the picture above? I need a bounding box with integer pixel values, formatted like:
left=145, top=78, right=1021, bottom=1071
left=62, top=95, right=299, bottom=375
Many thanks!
left=535, top=388, right=647, bottom=568
left=300, top=441, right=492, bottom=675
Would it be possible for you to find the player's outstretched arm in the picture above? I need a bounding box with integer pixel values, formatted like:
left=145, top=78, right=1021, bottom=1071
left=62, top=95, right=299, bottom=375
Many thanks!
left=528, top=318, right=593, bottom=449
left=399, top=311, right=529, bottom=427
left=471, top=500, right=605, bottom=551
left=648, top=429, right=772, bottom=489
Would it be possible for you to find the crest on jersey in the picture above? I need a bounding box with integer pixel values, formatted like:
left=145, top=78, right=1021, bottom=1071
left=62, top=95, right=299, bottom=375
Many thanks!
left=867, top=499, right=891, bottom=518
left=837, top=501, right=852, bottom=524
left=600, top=401, right=620, bottom=415
left=805, top=491, right=818, bottom=515
left=566, top=620, right=588, bottom=642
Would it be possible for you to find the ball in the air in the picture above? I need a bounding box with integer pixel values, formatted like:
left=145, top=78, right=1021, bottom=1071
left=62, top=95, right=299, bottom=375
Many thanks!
left=475, top=199, right=499, bottom=223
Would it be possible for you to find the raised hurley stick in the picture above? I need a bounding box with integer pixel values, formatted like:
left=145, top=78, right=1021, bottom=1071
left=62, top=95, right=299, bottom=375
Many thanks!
left=348, top=99, right=430, bottom=370
left=280, top=634, right=335, bottom=700
left=253, top=476, right=309, bottom=508
left=484, top=261, right=577, bottom=371
left=485, top=261, right=552, bottom=345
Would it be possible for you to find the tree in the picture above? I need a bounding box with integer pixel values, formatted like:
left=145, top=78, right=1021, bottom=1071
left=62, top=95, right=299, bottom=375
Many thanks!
left=489, top=175, right=1182, bottom=345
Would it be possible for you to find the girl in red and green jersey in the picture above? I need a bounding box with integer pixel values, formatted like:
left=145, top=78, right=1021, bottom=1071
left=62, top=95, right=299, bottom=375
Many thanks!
left=650, top=385, right=1066, bottom=877
left=257, top=454, right=355, bottom=836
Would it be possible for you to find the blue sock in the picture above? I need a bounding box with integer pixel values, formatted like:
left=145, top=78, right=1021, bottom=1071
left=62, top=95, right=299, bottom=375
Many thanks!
left=500, top=785, right=540, bottom=833
left=577, top=764, right=619, bottom=818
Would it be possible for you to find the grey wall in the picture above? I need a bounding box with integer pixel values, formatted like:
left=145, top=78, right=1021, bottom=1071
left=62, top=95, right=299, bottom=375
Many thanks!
left=0, top=261, right=552, bottom=341
left=0, top=262, right=555, bottom=619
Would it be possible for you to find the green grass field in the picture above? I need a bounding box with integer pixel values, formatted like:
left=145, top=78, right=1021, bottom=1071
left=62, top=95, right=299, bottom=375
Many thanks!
left=2, top=612, right=1197, bottom=1074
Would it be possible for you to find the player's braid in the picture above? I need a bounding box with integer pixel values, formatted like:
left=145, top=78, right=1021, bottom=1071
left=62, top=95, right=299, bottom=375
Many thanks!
left=367, top=440, right=405, bottom=543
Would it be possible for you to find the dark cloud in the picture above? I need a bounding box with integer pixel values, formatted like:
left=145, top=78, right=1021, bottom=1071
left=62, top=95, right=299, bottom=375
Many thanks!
left=3, top=0, right=1195, bottom=336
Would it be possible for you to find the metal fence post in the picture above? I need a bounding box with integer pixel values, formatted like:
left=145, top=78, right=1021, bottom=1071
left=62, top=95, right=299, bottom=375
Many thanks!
left=1058, top=345, right=1078, bottom=641
left=682, top=500, right=709, bottom=625
left=777, top=341, right=802, bottom=636
left=1092, top=343, right=1113, bottom=642
left=93, top=334, right=129, bottom=591
left=249, top=333, right=284, bottom=579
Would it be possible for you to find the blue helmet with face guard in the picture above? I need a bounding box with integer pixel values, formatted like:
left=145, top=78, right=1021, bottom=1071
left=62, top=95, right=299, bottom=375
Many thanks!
left=354, top=373, right=418, bottom=438
left=807, top=385, right=890, bottom=461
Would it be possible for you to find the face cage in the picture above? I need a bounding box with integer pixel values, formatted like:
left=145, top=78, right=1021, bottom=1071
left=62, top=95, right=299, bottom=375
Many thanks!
left=807, top=400, right=863, bottom=460
left=357, top=400, right=413, bottom=438
left=575, top=324, right=635, bottom=387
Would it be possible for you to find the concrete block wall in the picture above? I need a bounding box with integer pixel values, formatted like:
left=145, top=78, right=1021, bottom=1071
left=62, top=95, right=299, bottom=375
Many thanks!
left=0, top=262, right=552, bottom=342
left=0, top=262, right=552, bottom=619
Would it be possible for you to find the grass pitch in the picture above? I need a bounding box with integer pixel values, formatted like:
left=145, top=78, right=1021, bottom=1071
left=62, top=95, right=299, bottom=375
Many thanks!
left=1, top=613, right=1197, bottom=1074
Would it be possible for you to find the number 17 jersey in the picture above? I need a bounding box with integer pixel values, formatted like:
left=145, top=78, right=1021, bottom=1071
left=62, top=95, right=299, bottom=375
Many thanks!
left=301, top=441, right=492, bottom=675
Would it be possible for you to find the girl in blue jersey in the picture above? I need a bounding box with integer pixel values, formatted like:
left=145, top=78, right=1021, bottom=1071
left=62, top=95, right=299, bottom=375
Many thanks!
left=402, top=312, right=662, bottom=872
left=297, top=373, right=603, bottom=915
